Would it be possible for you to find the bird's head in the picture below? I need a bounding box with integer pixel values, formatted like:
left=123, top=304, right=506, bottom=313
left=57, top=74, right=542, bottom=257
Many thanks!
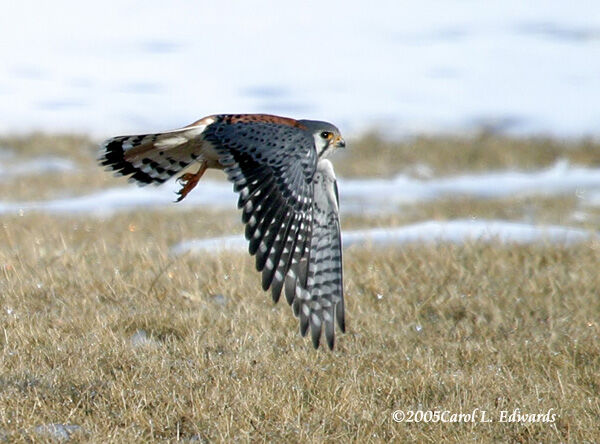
left=300, top=120, right=346, bottom=159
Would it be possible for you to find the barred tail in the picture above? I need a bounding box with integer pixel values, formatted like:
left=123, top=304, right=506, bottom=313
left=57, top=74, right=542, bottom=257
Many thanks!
left=98, top=126, right=208, bottom=186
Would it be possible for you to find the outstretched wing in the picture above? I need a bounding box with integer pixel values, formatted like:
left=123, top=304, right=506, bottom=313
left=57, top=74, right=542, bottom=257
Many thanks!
left=292, top=159, right=345, bottom=349
left=202, top=115, right=320, bottom=323
left=99, top=113, right=346, bottom=349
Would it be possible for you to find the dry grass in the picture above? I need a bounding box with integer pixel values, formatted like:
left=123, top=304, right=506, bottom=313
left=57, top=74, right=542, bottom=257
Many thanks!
left=1, top=210, right=599, bottom=442
left=343, top=195, right=588, bottom=229
left=335, top=132, right=600, bottom=178
left=2, top=130, right=599, bottom=201
left=1, top=133, right=600, bottom=442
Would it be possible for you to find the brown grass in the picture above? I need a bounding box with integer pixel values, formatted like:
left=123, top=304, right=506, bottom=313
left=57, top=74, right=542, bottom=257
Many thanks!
left=1, top=133, right=600, bottom=442
left=2, top=131, right=599, bottom=201
left=342, top=195, right=588, bottom=230
left=335, top=132, right=600, bottom=177
left=0, top=133, right=96, bottom=164
left=1, top=210, right=599, bottom=442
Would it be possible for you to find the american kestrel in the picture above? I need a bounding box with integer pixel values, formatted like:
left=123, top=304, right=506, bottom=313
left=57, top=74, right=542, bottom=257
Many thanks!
left=99, top=114, right=346, bottom=349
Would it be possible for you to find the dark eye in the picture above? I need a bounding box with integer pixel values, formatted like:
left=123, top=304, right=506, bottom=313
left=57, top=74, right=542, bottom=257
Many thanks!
left=320, top=131, right=332, bottom=139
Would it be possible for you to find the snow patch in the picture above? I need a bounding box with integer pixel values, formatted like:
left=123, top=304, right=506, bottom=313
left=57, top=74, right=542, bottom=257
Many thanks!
left=340, top=160, right=600, bottom=211
left=0, top=156, right=75, bottom=179
left=170, top=219, right=594, bottom=255
left=1, top=161, right=599, bottom=216
left=0, top=181, right=234, bottom=216
left=1, top=1, right=599, bottom=137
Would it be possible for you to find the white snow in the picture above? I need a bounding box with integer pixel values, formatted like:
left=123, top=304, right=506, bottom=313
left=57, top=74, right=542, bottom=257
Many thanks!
left=340, top=159, right=600, bottom=212
left=170, top=219, right=595, bottom=256
left=580, top=190, right=600, bottom=208
left=0, top=181, right=234, bottom=216
left=0, top=1, right=599, bottom=137
left=1, top=160, right=598, bottom=216
left=0, top=156, right=75, bottom=179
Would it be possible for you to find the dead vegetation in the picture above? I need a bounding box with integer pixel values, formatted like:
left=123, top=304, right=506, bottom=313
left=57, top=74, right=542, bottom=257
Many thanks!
left=0, top=133, right=599, bottom=442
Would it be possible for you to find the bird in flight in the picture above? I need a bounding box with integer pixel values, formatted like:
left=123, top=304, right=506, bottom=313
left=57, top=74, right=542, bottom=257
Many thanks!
left=99, top=114, right=346, bottom=349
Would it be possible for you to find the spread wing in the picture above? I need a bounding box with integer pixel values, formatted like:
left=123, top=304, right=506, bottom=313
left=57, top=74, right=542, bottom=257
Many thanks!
left=99, top=113, right=346, bottom=349
left=291, top=159, right=345, bottom=349
left=203, top=116, right=344, bottom=349
left=202, top=117, right=318, bottom=306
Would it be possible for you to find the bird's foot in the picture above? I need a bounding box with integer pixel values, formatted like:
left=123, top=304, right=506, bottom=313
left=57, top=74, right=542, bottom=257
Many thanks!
left=175, top=161, right=207, bottom=202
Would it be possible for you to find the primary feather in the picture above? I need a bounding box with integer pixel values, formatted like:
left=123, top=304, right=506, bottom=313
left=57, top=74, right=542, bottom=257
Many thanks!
left=98, top=114, right=346, bottom=349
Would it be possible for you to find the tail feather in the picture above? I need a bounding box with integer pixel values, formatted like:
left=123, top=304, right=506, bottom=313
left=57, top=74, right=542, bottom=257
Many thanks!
left=98, top=127, right=206, bottom=186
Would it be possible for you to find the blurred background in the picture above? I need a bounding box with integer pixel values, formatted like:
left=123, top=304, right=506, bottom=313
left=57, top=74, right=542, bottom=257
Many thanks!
left=1, top=0, right=599, bottom=138
left=3, top=3, right=600, bottom=441
left=1, top=0, right=600, bottom=241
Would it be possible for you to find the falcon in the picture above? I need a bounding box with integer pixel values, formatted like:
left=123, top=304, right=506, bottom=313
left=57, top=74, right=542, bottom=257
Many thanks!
left=99, top=114, right=346, bottom=349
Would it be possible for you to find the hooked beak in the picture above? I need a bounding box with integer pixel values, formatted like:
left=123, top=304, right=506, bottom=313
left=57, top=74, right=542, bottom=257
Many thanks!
left=334, top=136, right=346, bottom=148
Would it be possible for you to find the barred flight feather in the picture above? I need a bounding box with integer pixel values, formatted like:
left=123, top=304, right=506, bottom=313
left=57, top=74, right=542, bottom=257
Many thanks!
left=99, top=114, right=345, bottom=350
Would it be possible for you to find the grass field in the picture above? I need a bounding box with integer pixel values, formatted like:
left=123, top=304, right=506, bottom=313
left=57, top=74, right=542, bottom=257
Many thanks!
left=1, top=133, right=600, bottom=442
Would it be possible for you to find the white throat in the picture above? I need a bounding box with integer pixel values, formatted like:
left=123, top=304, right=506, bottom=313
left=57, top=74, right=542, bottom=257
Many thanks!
left=312, top=133, right=331, bottom=158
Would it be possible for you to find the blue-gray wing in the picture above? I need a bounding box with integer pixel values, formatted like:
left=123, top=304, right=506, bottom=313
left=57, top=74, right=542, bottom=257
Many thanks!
left=289, top=159, right=345, bottom=349
left=202, top=115, right=318, bottom=318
